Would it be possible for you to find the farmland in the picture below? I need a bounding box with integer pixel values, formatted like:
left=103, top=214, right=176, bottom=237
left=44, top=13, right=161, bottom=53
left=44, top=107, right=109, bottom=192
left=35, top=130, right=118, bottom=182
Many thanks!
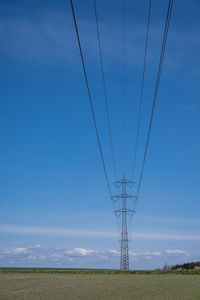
left=0, top=269, right=200, bottom=299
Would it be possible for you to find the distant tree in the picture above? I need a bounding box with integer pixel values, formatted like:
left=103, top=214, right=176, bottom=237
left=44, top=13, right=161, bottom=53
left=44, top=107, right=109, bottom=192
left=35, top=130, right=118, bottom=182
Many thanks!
left=172, top=261, right=200, bottom=270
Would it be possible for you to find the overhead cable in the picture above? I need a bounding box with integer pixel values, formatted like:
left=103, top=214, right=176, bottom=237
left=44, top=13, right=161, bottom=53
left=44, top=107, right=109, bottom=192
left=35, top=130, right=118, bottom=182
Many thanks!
left=93, top=0, right=117, bottom=179
left=70, top=0, right=112, bottom=197
left=122, top=0, right=127, bottom=172
left=136, top=0, right=174, bottom=199
left=131, top=0, right=152, bottom=179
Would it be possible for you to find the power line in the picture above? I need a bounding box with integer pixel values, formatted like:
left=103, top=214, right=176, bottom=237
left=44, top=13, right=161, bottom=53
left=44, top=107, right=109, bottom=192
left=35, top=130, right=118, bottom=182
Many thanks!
left=122, top=0, right=127, bottom=173
left=131, top=0, right=152, bottom=179
left=136, top=0, right=174, bottom=199
left=93, top=0, right=117, bottom=179
left=70, top=0, right=112, bottom=197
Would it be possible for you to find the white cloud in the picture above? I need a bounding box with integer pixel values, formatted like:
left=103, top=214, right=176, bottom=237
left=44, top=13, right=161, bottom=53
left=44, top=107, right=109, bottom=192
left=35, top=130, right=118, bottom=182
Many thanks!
left=3, top=247, right=30, bottom=255
left=73, top=248, right=94, bottom=256
left=165, top=249, right=188, bottom=255
left=27, top=255, right=37, bottom=260
left=109, top=250, right=119, bottom=255
left=66, top=248, right=95, bottom=256
left=129, top=251, right=162, bottom=257
left=0, top=245, right=195, bottom=269
left=12, top=247, right=29, bottom=254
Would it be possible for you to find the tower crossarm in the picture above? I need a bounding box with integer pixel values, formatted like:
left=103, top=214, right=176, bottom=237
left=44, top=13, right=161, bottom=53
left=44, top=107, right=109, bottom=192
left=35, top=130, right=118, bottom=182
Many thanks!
left=111, top=194, right=137, bottom=199
left=114, top=179, right=134, bottom=185
left=114, top=209, right=135, bottom=213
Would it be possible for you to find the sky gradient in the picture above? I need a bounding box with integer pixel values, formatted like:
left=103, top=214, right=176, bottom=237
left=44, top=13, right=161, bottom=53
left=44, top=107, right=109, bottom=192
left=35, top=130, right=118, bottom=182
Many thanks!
left=0, top=0, right=200, bottom=269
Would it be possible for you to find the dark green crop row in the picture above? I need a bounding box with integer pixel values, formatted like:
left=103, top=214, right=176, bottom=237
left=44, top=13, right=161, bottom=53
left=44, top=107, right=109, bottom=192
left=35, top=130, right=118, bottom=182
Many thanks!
left=0, top=267, right=200, bottom=275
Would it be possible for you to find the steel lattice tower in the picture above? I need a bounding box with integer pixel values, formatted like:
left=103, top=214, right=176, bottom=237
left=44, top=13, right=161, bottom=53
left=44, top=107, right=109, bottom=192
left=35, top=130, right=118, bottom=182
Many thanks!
left=112, top=175, right=137, bottom=270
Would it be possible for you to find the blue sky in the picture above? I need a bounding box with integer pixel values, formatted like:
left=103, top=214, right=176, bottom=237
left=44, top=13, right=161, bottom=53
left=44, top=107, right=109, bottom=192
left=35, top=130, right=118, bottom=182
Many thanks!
left=0, top=0, right=200, bottom=269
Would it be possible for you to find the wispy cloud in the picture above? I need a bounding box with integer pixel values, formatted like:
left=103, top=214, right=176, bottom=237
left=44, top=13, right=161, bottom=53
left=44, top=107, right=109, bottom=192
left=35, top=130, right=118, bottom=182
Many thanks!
left=0, top=8, right=199, bottom=72
left=140, top=215, right=200, bottom=225
left=0, top=10, right=148, bottom=66
left=1, top=224, right=200, bottom=241
left=0, top=225, right=117, bottom=238
left=0, top=11, right=78, bottom=65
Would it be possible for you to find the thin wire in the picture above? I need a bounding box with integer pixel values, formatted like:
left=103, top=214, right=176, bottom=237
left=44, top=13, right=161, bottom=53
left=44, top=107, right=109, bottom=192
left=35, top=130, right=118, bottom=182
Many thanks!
left=122, top=0, right=126, bottom=174
left=131, top=0, right=152, bottom=179
left=93, top=0, right=117, bottom=179
left=70, top=0, right=112, bottom=198
left=135, top=0, right=174, bottom=202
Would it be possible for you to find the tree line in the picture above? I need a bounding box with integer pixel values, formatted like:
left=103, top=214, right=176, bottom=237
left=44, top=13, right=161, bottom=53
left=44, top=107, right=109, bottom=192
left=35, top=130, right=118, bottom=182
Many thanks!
left=172, top=261, right=200, bottom=270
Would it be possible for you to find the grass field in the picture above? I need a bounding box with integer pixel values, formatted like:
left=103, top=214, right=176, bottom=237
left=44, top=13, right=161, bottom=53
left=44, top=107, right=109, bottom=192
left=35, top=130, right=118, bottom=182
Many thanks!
left=0, top=269, right=200, bottom=300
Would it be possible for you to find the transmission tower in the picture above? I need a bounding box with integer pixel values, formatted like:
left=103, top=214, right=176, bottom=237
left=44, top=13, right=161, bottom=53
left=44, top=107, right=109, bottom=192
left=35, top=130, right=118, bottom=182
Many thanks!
left=112, top=175, right=137, bottom=270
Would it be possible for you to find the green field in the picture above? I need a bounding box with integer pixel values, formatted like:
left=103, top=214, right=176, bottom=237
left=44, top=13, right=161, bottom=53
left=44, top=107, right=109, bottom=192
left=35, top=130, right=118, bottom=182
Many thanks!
left=0, top=269, right=200, bottom=300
